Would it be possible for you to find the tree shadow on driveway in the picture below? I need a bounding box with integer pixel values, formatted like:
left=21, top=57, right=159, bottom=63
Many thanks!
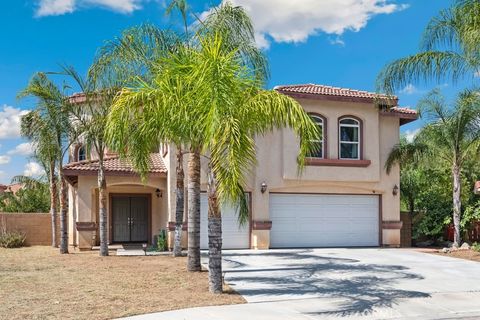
left=221, top=250, right=430, bottom=317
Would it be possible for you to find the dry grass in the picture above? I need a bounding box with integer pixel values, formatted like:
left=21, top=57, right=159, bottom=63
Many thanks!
left=433, top=249, right=480, bottom=262
left=0, top=246, right=245, bottom=320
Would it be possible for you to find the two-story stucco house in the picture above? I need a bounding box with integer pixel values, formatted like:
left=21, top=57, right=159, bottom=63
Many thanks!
left=63, top=84, right=417, bottom=250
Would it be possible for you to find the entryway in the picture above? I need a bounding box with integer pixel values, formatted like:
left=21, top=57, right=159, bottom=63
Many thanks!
left=111, top=195, right=150, bottom=243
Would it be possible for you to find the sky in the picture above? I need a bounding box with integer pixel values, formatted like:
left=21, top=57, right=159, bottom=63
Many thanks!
left=0, top=0, right=461, bottom=184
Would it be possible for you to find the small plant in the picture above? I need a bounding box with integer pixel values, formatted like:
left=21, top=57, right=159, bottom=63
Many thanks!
left=157, top=229, right=168, bottom=251
left=0, top=231, right=26, bottom=248
left=472, top=242, right=480, bottom=252
left=0, top=217, right=26, bottom=248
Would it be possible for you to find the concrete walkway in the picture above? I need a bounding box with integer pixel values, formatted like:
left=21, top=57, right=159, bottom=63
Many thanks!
left=122, top=249, right=480, bottom=319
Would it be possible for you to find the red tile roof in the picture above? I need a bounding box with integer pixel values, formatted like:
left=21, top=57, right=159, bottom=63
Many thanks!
left=68, top=92, right=87, bottom=104
left=275, top=83, right=417, bottom=124
left=63, top=153, right=167, bottom=176
left=275, top=84, right=397, bottom=102
left=390, top=107, right=417, bottom=115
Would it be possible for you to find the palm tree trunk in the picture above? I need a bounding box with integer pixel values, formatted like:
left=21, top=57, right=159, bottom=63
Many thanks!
left=173, top=147, right=185, bottom=257
left=49, top=160, right=58, bottom=248
left=452, top=163, right=462, bottom=247
left=207, top=167, right=222, bottom=293
left=187, top=147, right=201, bottom=271
left=58, top=164, right=68, bottom=254
left=98, top=159, right=108, bottom=256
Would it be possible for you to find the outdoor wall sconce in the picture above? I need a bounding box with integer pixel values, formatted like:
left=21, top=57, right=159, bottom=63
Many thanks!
left=260, top=181, right=267, bottom=194
left=392, top=184, right=399, bottom=196
left=155, top=188, right=162, bottom=198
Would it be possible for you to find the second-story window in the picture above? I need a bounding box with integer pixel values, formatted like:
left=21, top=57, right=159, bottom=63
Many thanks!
left=307, top=114, right=325, bottom=158
left=78, top=145, right=86, bottom=161
left=339, top=117, right=360, bottom=160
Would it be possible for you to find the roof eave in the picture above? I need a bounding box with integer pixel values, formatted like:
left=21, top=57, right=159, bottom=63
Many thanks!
left=276, top=90, right=398, bottom=105
left=63, top=169, right=167, bottom=185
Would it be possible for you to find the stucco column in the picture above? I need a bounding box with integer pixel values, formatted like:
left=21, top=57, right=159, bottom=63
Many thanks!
left=251, top=187, right=270, bottom=249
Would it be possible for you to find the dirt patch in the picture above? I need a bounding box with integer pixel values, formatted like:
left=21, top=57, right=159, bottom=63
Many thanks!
left=432, top=249, right=480, bottom=262
left=0, top=246, right=245, bottom=320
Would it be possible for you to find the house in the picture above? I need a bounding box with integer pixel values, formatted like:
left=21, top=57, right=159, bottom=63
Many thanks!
left=0, top=183, right=23, bottom=194
left=64, top=84, right=417, bottom=250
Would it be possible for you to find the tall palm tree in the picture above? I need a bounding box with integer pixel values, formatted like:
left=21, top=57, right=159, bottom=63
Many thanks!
left=386, top=89, right=480, bottom=247
left=106, top=34, right=318, bottom=293
left=89, top=23, right=189, bottom=257
left=60, top=65, right=127, bottom=257
left=18, top=73, right=73, bottom=253
left=377, top=0, right=480, bottom=94
left=94, top=1, right=268, bottom=269
left=20, top=111, right=59, bottom=246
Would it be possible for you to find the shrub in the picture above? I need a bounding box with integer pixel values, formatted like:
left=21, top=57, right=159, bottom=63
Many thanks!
left=0, top=230, right=26, bottom=248
left=157, top=229, right=167, bottom=251
left=472, top=242, right=480, bottom=252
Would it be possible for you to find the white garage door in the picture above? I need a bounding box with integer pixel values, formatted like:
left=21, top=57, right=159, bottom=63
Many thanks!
left=200, top=194, right=250, bottom=249
left=270, top=194, right=379, bottom=248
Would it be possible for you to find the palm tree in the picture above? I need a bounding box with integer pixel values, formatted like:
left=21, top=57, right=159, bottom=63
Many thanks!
left=21, top=111, right=59, bottom=246
left=59, top=65, right=127, bottom=257
left=95, top=1, right=268, bottom=269
left=89, top=22, right=188, bottom=257
left=386, top=89, right=480, bottom=247
left=18, top=73, right=73, bottom=253
left=106, top=34, right=318, bottom=293
left=377, top=0, right=480, bottom=94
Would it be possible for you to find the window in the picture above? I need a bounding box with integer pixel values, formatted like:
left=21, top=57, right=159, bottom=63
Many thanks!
left=339, top=117, right=360, bottom=160
left=307, top=114, right=325, bottom=158
left=77, top=145, right=86, bottom=161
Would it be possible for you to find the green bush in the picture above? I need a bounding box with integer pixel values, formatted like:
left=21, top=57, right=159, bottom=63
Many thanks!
left=0, top=230, right=26, bottom=248
left=157, top=229, right=167, bottom=251
left=472, top=242, right=480, bottom=252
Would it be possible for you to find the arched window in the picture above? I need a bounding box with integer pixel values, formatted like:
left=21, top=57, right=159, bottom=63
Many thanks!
left=307, top=114, right=325, bottom=158
left=77, top=145, right=86, bottom=161
left=339, top=117, right=361, bottom=160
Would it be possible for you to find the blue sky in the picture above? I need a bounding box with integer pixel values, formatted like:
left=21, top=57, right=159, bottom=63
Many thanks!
left=0, top=0, right=459, bottom=184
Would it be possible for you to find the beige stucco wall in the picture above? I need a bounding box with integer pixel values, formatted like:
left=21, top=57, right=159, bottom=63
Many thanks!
left=68, top=175, right=167, bottom=250
left=246, top=99, right=401, bottom=248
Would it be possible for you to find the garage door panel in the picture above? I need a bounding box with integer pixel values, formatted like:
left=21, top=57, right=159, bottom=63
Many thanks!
left=270, top=194, right=379, bottom=248
left=200, top=194, right=250, bottom=250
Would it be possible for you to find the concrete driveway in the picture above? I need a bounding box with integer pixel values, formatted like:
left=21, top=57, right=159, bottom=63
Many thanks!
left=125, top=249, right=480, bottom=319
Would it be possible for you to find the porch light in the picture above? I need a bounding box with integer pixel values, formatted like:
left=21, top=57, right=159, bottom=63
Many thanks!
left=260, top=181, right=267, bottom=194
left=392, top=184, right=399, bottom=196
left=155, top=188, right=162, bottom=198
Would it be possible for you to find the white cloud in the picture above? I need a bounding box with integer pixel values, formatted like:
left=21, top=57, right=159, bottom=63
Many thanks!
left=474, top=70, right=480, bottom=78
left=35, top=0, right=144, bottom=16
left=0, top=105, right=28, bottom=139
left=205, top=0, right=407, bottom=48
left=36, top=0, right=75, bottom=16
left=0, top=156, right=10, bottom=165
left=23, top=162, right=45, bottom=177
left=404, top=128, right=420, bottom=143
left=329, top=36, right=345, bottom=46
left=400, top=84, right=419, bottom=95
left=7, top=143, right=35, bottom=156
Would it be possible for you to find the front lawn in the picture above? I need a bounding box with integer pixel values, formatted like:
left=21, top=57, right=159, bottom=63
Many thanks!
left=0, top=246, right=244, bottom=320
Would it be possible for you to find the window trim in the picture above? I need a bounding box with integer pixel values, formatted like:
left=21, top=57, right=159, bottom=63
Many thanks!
left=77, top=145, right=87, bottom=162
left=307, top=113, right=327, bottom=159
left=338, top=115, right=362, bottom=160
